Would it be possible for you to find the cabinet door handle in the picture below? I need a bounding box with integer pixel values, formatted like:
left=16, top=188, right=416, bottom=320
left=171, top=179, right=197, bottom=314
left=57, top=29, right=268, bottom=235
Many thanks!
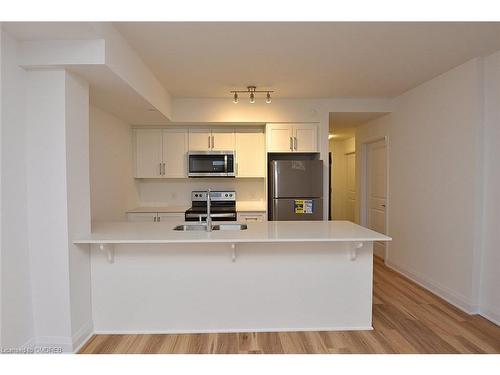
left=211, top=135, right=215, bottom=149
left=153, top=216, right=157, bottom=222
left=159, top=163, right=162, bottom=175
left=208, top=136, right=211, bottom=149
left=162, top=163, right=166, bottom=175
left=294, top=137, right=298, bottom=150
left=245, top=217, right=260, bottom=221
left=289, top=136, right=293, bottom=151
left=158, top=215, right=161, bottom=222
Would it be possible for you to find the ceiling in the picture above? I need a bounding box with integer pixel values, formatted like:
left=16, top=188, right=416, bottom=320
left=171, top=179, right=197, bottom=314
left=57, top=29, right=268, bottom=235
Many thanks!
left=115, top=22, right=500, bottom=98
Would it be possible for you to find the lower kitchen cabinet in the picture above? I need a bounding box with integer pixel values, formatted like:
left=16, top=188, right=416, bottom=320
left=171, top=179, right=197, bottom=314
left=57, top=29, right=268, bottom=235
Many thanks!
left=127, top=212, right=184, bottom=222
left=237, top=212, right=267, bottom=222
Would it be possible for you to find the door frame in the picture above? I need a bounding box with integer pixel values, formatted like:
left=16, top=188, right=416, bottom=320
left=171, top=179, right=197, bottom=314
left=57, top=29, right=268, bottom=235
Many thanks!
left=344, top=151, right=356, bottom=222
left=360, top=136, right=389, bottom=261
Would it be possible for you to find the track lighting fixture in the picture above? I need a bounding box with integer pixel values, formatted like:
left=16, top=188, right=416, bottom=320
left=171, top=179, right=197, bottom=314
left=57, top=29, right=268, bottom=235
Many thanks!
left=230, top=86, right=274, bottom=104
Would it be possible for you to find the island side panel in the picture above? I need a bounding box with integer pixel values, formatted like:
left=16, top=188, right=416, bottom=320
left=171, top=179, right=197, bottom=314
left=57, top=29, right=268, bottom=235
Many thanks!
left=90, top=242, right=374, bottom=333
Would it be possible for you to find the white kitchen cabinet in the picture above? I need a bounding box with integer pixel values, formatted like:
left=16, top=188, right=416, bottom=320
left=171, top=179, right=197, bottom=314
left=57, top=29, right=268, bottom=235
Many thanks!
left=157, top=212, right=185, bottom=222
left=294, top=124, right=318, bottom=152
left=134, top=129, right=163, bottom=178
left=162, top=129, right=188, bottom=178
left=189, top=128, right=235, bottom=151
left=267, top=124, right=294, bottom=152
left=188, top=128, right=212, bottom=151
left=235, top=129, right=265, bottom=177
left=128, top=212, right=184, bottom=222
left=211, top=128, right=235, bottom=151
left=237, top=212, right=267, bottom=222
left=127, top=212, right=158, bottom=222
left=266, top=123, right=318, bottom=152
left=134, top=128, right=188, bottom=178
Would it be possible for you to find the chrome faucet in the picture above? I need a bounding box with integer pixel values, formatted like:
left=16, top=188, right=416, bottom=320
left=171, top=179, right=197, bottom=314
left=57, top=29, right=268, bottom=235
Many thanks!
left=206, top=188, right=212, bottom=232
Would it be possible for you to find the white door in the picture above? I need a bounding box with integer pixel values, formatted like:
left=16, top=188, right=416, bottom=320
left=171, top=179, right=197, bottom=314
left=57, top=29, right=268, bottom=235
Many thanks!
left=345, top=152, right=356, bottom=222
left=235, top=129, right=265, bottom=177
left=211, top=128, right=235, bottom=151
left=366, top=139, right=387, bottom=259
left=162, top=129, right=188, bottom=178
left=294, top=124, right=318, bottom=152
left=188, top=128, right=211, bottom=151
left=134, top=129, right=163, bottom=178
left=266, top=124, right=293, bottom=152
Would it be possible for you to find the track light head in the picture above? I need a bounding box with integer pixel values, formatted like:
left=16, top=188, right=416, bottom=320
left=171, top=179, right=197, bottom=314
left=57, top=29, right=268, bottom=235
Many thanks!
left=266, top=92, right=271, bottom=104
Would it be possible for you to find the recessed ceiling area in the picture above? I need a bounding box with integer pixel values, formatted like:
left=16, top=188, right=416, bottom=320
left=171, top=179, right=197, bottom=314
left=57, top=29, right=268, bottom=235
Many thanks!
left=115, top=22, right=500, bottom=98
left=329, top=112, right=389, bottom=139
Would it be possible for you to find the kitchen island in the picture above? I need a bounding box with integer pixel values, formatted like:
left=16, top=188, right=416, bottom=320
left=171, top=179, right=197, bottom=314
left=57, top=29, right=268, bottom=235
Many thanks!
left=74, top=221, right=390, bottom=334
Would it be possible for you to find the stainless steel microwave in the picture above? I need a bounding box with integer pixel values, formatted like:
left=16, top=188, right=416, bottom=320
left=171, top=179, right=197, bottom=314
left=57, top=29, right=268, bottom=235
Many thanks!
left=187, top=151, right=235, bottom=177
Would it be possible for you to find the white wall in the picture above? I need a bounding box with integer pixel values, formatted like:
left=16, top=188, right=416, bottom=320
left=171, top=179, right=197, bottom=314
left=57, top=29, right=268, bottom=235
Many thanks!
left=1, top=31, right=35, bottom=348
left=356, top=59, right=484, bottom=314
left=90, top=105, right=139, bottom=221
left=330, top=137, right=355, bottom=220
left=25, top=69, right=93, bottom=351
left=65, top=72, right=93, bottom=346
left=26, top=69, right=73, bottom=348
left=479, top=51, right=500, bottom=324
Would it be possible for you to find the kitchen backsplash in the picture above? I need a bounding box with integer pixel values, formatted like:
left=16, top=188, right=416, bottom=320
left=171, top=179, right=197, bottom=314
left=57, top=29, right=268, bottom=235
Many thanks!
left=137, top=178, right=266, bottom=207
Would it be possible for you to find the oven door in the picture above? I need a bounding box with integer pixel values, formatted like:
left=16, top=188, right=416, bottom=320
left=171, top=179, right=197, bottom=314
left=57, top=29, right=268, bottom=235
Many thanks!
left=188, top=152, right=235, bottom=177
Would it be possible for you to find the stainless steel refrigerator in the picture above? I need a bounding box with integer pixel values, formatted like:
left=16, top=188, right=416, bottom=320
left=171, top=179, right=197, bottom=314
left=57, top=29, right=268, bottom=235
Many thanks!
left=269, top=160, right=323, bottom=221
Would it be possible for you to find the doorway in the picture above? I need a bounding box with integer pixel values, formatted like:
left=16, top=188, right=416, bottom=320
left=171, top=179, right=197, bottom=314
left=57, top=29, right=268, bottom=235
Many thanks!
left=329, top=134, right=356, bottom=221
left=362, top=138, right=388, bottom=260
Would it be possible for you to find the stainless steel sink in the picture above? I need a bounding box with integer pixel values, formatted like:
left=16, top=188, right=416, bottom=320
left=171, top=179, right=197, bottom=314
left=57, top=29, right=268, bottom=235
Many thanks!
left=173, top=223, right=248, bottom=231
left=173, top=224, right=208, bottom=231
left=212, top=224, right=248, bottom=231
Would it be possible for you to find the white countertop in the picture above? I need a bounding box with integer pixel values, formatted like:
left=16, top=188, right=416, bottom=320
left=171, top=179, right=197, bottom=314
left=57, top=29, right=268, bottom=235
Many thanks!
left=127, top=201, right=266, bottom=214
left=74, top=220, right=391, bottom=244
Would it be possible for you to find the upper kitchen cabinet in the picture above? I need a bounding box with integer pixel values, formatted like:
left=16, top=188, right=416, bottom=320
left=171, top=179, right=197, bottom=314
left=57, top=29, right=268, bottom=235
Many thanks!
left=235, top=128, right=265, bottom=177
left=188, top=128, right=235, bottom=151
left=134, top=128, right=188, bottom=178
left=162, top=129, right=188, bottom=178
left=266, top=123, right=318, bottom=152
left=188, top=128, right=212, bottom=151
left=134, top=129, right=163, bottom=178
left=211, top=128, right=235, bottom=151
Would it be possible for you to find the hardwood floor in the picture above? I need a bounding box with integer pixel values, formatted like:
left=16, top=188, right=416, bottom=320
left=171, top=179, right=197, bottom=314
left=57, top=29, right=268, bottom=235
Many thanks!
left=79, top=257, right=500, bottom=354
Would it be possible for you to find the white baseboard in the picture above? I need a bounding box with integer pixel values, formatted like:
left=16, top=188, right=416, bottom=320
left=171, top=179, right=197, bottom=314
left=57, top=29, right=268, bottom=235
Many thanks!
left=22, top=321, right=94, bottom=354
left=72, top=320, right=94, bottom=353
left=479, top=307, right=500, bottom=326
left=385, top=260, right=479, bottom=314
left=94, top=326, right=373, bottom=335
